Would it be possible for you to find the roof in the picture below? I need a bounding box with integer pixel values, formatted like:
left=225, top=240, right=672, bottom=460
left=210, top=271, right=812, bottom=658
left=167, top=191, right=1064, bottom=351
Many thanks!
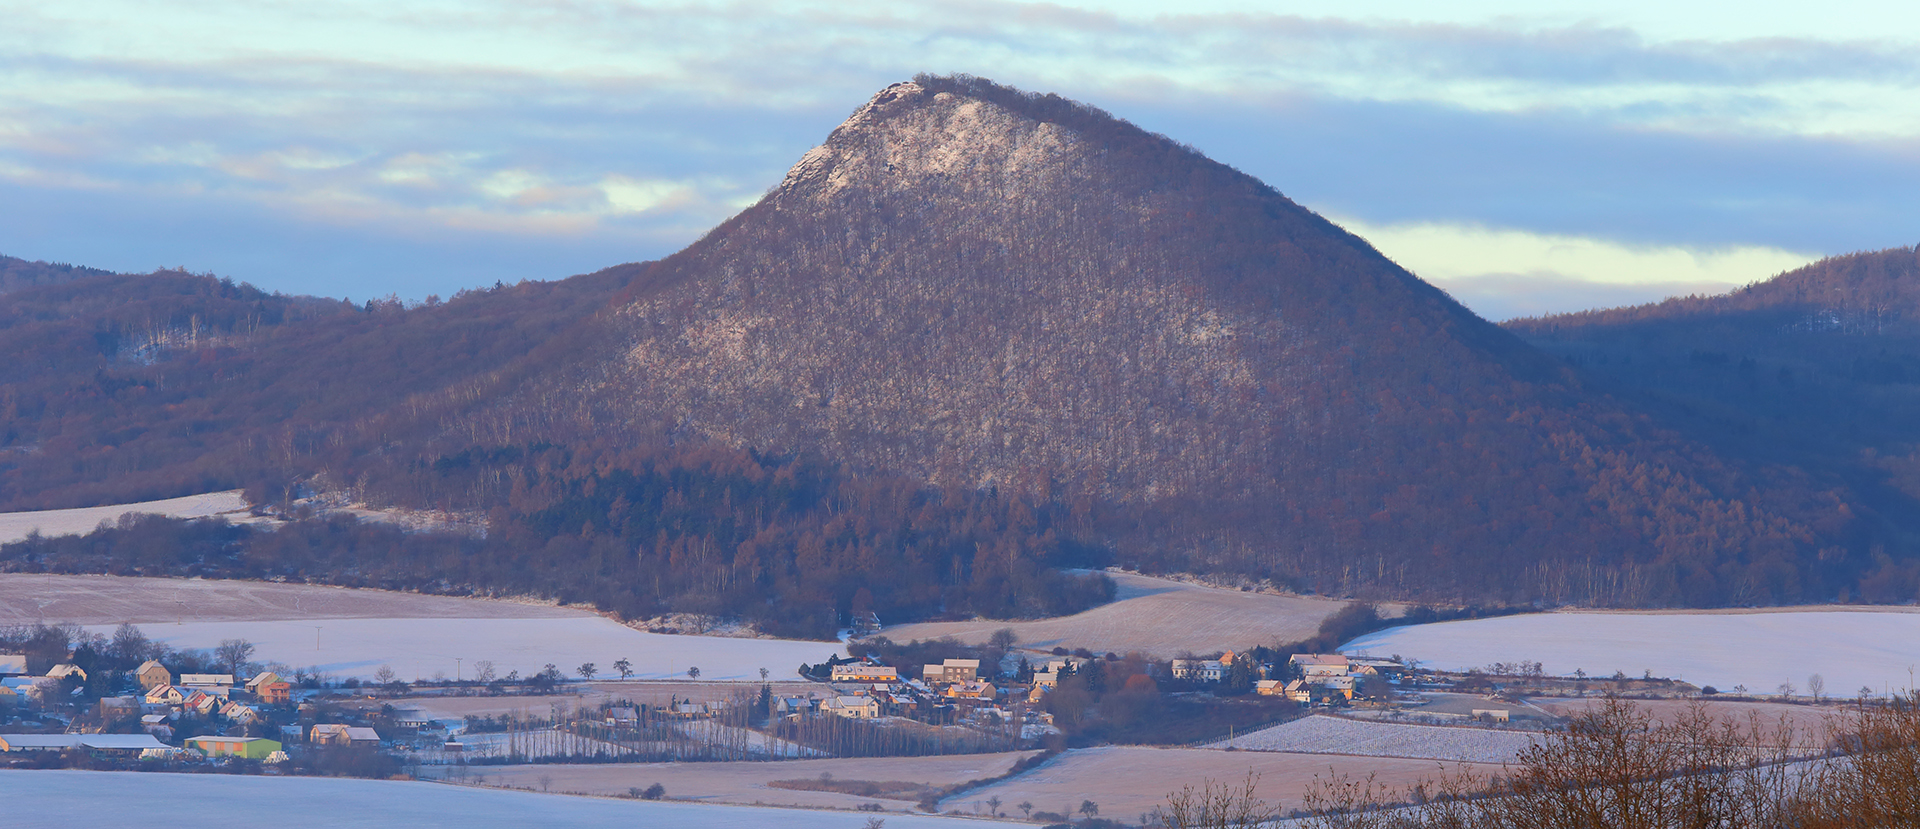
left=188, top=736, right=274, bottom=745
left=0, top=733, right=168, bottom=750
left=136, top=660, right=167, bottom=674
left=0, top=654, right=26, bottom=674
left=180, top=674, right=234, bottom=685
left=1291, top=654, right=1349, bottom=666
left=941, top=659, right=981, bottom=668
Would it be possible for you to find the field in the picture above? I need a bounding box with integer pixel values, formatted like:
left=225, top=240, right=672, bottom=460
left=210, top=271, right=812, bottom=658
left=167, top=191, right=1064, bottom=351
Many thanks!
left=1205, top=715, right=1535, bottom=763
left=398, top=681, right=821, bottom=720
left=430, top=751, right=1036, bottom=810
left=1533, top=697, right=1845, bottom=748
left=0, top=491, right=252, bottom=544
left=84, top=616, right=844, bottom=682
left=0, top=769, right=996, bottom=828
left=880, top=572, right=1359, bottom=657
left=946, top=746, right=1497, bottom=818
left=1344, top=610, right=1920, bottom=696
left=0, top=573, right=579, bottom=625
left=0, top=573, right=843, bottom=682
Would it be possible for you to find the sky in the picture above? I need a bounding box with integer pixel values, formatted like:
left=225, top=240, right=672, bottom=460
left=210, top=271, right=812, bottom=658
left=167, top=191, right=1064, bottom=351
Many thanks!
left=2, top=1, right=1918, bottom=320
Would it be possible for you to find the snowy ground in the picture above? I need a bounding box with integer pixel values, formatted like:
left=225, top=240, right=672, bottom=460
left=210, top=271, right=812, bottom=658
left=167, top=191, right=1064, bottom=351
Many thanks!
left=0, top=769, right=1000, bottom=828
left=84, top=616, right=843, bottom=683
left=0, top=491, right=252, bottom=544
left=1205, top=715, right=1535, bottom=763
left=1344, top=610, right=1920, bottom=696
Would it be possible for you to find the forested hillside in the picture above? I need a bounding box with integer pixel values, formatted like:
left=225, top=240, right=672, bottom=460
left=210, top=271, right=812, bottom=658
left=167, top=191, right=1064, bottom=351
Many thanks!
left=2, top=78, right=1915, bottom=617
left=0, top=254, right=118, bottom=294
left=1508, top=247, right=1920, bottom=601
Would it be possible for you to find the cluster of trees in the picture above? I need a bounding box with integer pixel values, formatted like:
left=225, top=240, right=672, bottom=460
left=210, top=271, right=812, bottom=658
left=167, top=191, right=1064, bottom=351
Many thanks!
left=0, top=621, right=235, bottom=696
left=1166, top=695, right=1920, bottom=828
left=0, top=445, right=1117, bottom=637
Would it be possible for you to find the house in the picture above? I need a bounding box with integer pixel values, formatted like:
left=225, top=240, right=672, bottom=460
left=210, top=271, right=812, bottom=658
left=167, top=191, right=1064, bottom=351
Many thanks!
left=185, top=690, right=221, bottom=716
left=1171, top=660, right=1197, bottom=680
left=671, top=702, right=710, bottom=718
left=775, top=696, right=818, bottom=720
left=3, top=677, right=46, bottom=701
left=45, top=664, right=87, bottom=682
left=1323, top=675, right=1356, bottom=700
left=606, top=707, right=639, bottom=726
left=219, top=700, right=262, bottom=723
left=945, top=680, right=997, bottom=700
left=1283, top=679, right=1312, bottom=703
left=821, top=695, right=881, bottom=719
left=922, top=659, right=981, bottom=684
left=244, top=672, right=281, bottom=697
left=1290, top=654, right=1351, bottom=679
left=140, top=713, right=173, bottom=739
left=830, top=664, right=900, bottom=684
left=1199, top=660, right=1227, bottom=683
left=310, top=724, right=382, bottom=747
left=187, top=736, right=284, bottom=759
left=1255, top=679, right=1285, bottom=696
left=256, top=681, right=292, bottom=705
left=98, top=695, right=140, bottom=719
left=145, top=684, right=185, bottom=706
left=0, top=685, right=16, bottom=705
left=0, top=654, right=26, bottom=676
left=1032, top=660, right=1071, bottom=689
left=0, top=733, right=167, bottom=753
left=136, top=660, right=171, bottom=690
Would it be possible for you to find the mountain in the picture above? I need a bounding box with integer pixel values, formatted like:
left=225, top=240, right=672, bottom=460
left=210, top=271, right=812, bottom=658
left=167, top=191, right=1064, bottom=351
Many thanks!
left=402, top=75, right=1851, bottom=607
left=2, top=76, right=1907, bottom=613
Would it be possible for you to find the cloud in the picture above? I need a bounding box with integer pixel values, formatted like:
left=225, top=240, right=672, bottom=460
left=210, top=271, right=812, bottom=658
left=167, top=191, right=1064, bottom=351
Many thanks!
left=0, top=1, right=1915, bottom=307
left=1331, top=216, right=1816, bottom=320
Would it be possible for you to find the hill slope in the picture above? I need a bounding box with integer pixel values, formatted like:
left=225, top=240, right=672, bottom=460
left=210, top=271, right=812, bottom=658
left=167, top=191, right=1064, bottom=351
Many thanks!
left=424, top=76, right=1848, bottom=607
left=1509, top=247, right=1920, bottom=601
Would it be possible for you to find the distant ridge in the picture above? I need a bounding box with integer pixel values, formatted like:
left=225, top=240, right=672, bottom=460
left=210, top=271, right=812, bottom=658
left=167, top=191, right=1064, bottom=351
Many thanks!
left=0, top=254, right=118, bottom=294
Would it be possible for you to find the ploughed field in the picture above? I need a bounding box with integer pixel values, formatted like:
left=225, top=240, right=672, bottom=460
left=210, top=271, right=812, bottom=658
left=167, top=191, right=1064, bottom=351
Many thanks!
left=1342, top=609, right=1920, bottom=697
left=879, top=571, right=1358, bottom=657
left=0, top=769, right=993, bottom=828
left=1205, top=715, right=1535, bottom=763
left=944, top=746, right=1499, bottom=817
left=425, top=751, right=1037, bottom=810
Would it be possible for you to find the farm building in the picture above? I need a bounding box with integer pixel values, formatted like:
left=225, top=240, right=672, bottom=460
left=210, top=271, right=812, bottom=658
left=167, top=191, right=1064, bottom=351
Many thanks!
left=831, top=664, right=900, bottom=683
left=187, top=736, right=283, bottom=759
left=45, top=664, right=87, bottom=682
left=1291, top=654, right=1351, bottom=678
left=0, top=654, right=26, bottom=676
left=180, top=674, right=234, bottom=696
left=0, top=734, right=167, bottom=753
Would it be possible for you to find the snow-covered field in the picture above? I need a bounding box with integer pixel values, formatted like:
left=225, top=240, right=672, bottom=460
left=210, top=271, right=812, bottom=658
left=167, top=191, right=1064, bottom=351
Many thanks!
left=1344, top=610, right=1920, bottom=696
left=1205, top=715, right=1534, bottom=763
left=881, top=572, right=1357, bottom=658
left=0, top=491, right=251, bottom=544
left=0, top=573, right=580, bottom=625
left=0, top=770, right=996, bottom=828
left=88, top=616, right=844, bottom=682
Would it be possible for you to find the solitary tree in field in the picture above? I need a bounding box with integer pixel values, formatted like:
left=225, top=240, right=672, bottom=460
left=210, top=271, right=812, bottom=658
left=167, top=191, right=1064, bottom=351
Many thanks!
left=578, top=662, right=597, bottom=680
left=760, top=667, right=770, bottom=681
left=1080, top=800, right=1099, bottom=819
left=687, top=666, right=701, bottom=680
left=1779, top=681, right=1798, bottom=699
left=1808, top=673, right=1826, bottom=702
left=613, top=658, right=632, bottom=679
left=473, top=660, right=496, bottom=683
left=1018, top=801, right=1033, bottom=819
left=375, top=665, right=397, bottom=685
left=216, top=638, right=256, bottom=675
left=990, top=628, right=1019, bottom=651
left=987, top=795, right=1003, bottom=816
